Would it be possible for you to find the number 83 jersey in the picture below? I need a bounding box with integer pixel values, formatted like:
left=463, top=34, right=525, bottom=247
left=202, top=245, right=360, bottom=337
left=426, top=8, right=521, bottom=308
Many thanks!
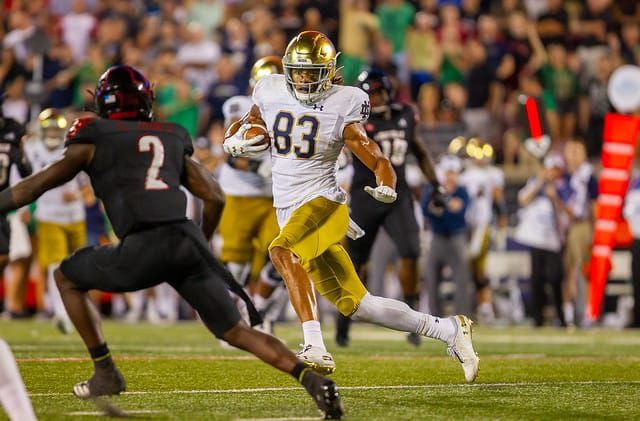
left=253, top=74, right=370, bottom=208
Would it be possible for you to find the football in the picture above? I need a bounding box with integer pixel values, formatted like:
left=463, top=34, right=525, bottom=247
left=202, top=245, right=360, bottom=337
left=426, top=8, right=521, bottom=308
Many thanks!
left=243, top=124, right=270, bottom=147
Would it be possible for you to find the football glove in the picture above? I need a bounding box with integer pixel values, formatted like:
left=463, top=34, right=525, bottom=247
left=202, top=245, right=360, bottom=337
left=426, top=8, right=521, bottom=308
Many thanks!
left=223, top=123, right=268, bottom=158
left=346, top=217, right=365, bottom=240
left=364, top=185, right=397, bottom=203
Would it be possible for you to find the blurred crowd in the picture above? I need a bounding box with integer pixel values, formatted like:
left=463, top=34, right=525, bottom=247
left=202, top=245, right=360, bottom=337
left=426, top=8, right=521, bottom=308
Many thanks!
left=1, top=0, right=639, bottom=329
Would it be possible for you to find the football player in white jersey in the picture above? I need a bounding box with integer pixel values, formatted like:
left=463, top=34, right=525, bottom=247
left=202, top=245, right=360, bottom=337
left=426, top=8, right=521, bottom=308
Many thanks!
left=219, top=56, right=285, bottom=330
left=224, top=31, right=479, bottom=383
left=457, top=138, right=507, bottom=324
left=0, top=338, right=37, bottom=421
left=27, top=109, right=87, bottom=333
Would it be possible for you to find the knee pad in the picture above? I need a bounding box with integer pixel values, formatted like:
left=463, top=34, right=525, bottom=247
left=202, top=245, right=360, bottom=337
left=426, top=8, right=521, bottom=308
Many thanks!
left=335, top=295, right=359, bottom=317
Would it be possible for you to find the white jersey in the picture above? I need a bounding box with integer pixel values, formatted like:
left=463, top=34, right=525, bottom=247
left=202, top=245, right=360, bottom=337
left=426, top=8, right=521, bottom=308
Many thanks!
left=25, top=140, right=85, bottom=224
left=219, top=94, right=272, bottom=197
left=458, top=163, right=505, bottom=228
left=253, top=74, right=370, bottom=208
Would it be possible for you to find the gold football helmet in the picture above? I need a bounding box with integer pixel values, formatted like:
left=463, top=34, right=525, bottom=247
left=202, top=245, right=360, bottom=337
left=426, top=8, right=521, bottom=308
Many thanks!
left=282, top=31, right=338, bottom=105
left=250, top=56, right=283, bottom=88
left=38, top=108, right=67, bottom=150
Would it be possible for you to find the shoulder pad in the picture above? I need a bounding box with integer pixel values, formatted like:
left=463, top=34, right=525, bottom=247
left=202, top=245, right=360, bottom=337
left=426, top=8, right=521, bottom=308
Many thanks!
left=66, top=117, right=97, bottom=143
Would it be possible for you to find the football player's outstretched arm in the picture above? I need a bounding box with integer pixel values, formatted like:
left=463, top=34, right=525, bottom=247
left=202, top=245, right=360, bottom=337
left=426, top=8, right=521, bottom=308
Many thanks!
left=182, top=157, right=225, bottom=241
left=344, top=122, right=397, bottom=203
left=0, top=144, right=92, bottom=214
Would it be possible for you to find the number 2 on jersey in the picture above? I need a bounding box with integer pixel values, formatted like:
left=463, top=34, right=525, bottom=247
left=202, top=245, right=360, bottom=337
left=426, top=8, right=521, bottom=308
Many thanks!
left=138, top=135, right=169, bottom=190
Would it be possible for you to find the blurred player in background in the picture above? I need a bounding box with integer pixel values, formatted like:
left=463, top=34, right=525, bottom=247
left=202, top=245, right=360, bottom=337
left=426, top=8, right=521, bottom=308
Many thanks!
left=26, top=109, right=87, bottom=333
left=336, top=68, right=443, bottom=347
left=0, top=65, right=343, bottom=419
left=225, top=31, right=478, bottom=383
left=0, top=99, right=32, bottom=318
left=457, top=138, right=507, bottom=324
left=219, top=56, right=285, bottom=327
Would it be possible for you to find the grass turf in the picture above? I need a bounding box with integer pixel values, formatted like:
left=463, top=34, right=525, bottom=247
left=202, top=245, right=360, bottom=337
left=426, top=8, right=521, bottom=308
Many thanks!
left=1, top=319, right=639, bottom=420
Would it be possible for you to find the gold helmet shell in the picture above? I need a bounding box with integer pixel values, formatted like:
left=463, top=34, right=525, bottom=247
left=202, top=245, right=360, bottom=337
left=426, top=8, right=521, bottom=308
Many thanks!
left=38, top=108, right=67, bottom=149
left=38, top=108, right=68, bottom=130
left=250, top=56, right=283, bottom=88
left=282, top=31, right=338, bottom=105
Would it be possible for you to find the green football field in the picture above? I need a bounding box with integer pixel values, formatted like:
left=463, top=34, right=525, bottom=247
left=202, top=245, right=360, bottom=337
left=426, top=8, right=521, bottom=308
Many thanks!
left=1, top=319, right=639, bottom=420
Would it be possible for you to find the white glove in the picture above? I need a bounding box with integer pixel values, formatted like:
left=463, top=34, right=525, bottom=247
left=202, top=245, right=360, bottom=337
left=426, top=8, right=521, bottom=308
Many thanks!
left=346, top=217, right=365, bottom=240
left=223, top=123, right=269, bottom=158
left=364, top=185, right=397, bottom=203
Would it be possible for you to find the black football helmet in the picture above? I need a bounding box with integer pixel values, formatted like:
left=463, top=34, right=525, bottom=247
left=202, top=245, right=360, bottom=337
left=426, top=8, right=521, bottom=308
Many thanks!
left=357, top=68, right=394, bottom=112
left=94, top=65, right=154, bottom=121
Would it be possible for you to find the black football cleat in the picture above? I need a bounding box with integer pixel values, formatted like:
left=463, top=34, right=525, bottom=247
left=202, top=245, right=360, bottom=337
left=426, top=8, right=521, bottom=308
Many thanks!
left=407, top=332, right=422, bottom=347
left=73, top=368, right=126, bottom=399
left=301, top=369, right=344, bottom=419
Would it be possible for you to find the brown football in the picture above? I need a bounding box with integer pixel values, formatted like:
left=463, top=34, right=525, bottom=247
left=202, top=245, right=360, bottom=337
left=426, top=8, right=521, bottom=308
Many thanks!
left=243, top=124, right=270, bottom=146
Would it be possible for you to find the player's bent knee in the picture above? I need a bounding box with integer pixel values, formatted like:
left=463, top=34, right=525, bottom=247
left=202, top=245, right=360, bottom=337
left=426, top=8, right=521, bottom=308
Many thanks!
left=336, top=296, right=359, bottom=317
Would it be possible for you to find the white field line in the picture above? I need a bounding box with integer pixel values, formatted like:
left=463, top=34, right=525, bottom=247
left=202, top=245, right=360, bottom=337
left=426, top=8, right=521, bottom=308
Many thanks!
left=66, top=409, right=162, bottom=416
left=30, top=380, right=640, bottom=397
left=19, top=354, right=640, bottom=362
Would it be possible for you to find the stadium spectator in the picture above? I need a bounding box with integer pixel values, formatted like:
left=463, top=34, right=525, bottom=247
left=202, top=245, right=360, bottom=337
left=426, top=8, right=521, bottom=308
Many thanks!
left=579, top=52, right=615, bottom=159
left=422, top=154, right=472, bottom=316
left=176, top=21, right=221, bottom=97
left=59, top=0, right=97, bottom=64
left=375, top=0, right=416, bottom=86
left=337, top=0, right=380, bottom=86
left=563, top=139, right=598, bottom=328
left=405, top=11, right=441, bottom=101
left=617, top=19, right=639, bottom=65
left=514, top=153, right=573, bottom=327
left=535, top=0, right=569, bottom=47
left=535, top=43, right=580, bottom=141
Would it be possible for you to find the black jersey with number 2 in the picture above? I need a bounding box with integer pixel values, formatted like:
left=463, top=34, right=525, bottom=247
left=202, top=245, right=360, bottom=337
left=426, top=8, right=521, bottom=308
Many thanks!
left=65, top=117, right=194, bottom=239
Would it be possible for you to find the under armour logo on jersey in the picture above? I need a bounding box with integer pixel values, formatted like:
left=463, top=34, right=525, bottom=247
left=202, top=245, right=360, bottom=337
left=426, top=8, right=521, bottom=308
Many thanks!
left=313, top=104, right=324, bottom=111
left=398, top=118, right=407, bottom=128
left=4, top=133, right=15, bottom=140
left=360, top=100, right=370, bottom=119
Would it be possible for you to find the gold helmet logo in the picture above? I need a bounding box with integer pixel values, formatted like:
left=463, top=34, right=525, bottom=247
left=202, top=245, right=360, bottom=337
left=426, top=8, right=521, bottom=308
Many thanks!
left=250, top=56, right=283, bottom=88
left=282, top=31, right=338, bottom=105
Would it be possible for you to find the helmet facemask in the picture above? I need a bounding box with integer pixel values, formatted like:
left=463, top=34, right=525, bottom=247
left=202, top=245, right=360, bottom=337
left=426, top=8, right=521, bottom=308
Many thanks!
left=282, top=31, right=338, bottom=106
left=284, top=61, right=335, bottom=105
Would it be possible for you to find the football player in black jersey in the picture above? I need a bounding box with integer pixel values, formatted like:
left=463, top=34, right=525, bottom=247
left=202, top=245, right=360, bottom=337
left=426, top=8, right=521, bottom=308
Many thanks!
left=0, top=102, right=31, bottom=274
left=336, top=69, right=444, bottom=347
left=0, top=65, right=343, bottom=420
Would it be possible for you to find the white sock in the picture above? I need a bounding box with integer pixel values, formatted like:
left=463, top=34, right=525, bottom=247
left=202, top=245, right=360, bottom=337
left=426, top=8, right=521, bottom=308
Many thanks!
left=0, top=339, right=37, bottom=421
left=226, top=262, right=250, bottom=283
left=352, top=293, right=455, bottom=345
left=47, top=264, right=68, bottom=320
left=252, top=294, right=268, bottom=312
left=425, top=315, right=457, bottom=345
left=563, top=302, right=575, bottom=325
left=302, top=320, right=326, bottom=351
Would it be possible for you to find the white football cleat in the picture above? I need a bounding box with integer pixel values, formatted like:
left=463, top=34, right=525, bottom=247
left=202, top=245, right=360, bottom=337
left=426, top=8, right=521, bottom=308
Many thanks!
left=296, top=344, right=336, bottom=375
left=447, top=315, right=479, bottom=383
